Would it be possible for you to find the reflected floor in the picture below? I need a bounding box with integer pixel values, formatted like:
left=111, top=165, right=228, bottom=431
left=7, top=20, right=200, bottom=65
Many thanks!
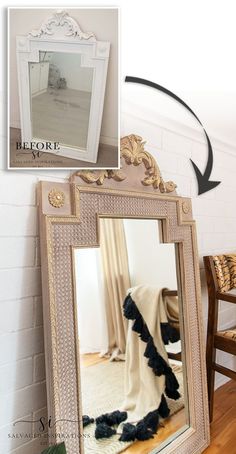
left=32, top=88, right=91, bottom=149
left=81, top=354, right=186, bottom=454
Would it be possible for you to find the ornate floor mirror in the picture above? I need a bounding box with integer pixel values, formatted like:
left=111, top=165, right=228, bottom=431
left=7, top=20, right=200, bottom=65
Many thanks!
left=38, top=134, right=210, bottom=454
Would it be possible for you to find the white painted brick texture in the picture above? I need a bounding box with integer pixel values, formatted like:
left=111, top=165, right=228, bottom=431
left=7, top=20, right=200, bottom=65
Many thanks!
left=0, top=168, right=66, bottom=454
left=122, top=112, right=236, bottom=390
left=1, top=115, right=236, bottom=453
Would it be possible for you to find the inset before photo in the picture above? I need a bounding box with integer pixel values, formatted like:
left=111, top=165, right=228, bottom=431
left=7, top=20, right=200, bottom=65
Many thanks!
left=8, top=7, right=119, bottom=168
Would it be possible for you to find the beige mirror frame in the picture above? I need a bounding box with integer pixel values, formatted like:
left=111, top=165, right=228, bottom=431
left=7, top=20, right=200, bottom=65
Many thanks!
left=38, top=134, right=210, bottom=454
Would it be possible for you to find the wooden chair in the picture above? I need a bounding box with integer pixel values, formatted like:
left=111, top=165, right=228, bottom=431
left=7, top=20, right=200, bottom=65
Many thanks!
left=204, top=254, right=236, bottom=422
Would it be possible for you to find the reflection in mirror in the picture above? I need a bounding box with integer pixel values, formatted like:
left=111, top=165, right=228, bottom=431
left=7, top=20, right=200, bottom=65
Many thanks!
left=74, top=219, right=189, bottom=453
left=29, top=51, right=93, bottom=149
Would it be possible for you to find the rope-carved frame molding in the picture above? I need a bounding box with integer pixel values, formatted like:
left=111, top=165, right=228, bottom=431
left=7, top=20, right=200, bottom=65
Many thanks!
left=38, top=134, right=210, bottom=454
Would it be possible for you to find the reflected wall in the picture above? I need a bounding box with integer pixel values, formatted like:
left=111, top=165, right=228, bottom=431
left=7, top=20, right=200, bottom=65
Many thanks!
left=29, top=51, right=94, bottom=149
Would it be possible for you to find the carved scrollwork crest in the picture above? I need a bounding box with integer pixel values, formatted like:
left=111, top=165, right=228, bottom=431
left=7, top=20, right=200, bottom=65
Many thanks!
left=73, top=169, right=126, bottom=186
left=121, top=135, right=177, bottom=193
left=72, top=134, right=177, bottom=194
left=28, top=10, right=96, bottom=40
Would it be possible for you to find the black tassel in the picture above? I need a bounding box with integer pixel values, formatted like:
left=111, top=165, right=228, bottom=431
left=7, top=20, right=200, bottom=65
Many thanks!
left=148, top=356, right=166, bottom=376
left=161, top=323, right=180, bottom=344
left=161, top=323, right=170, bottom=344
left=112, top=410, right=128, bottom=425
left=144, top=337, right=172, bottom=377
left=168, top=325, right=180, bottom=343
left=148, top=352, right=170, bottom=376
left=165, top=372, right=181, bottom=400
left=96, top=414, right=107, bottom=425
left=158, top=394, right=170, bottom=418
left=96, top=410, right=127, bottom=426
left=166, top=371, right=180, bottom=390
left=164, top=365, right=172, bottom=374
left=144, top=338, right=157, bottom=359
left=119, top=423, right=137, bottom=442
left=123, top=295, right=140, bottom=320
left=143, top=409, right=159, bottom=433
left=165, top=387, right=181, bottom=400
left=82, top=415, right=94, bottom=427
left=95, top=423, right=116, bottom=439
left=123, top=295, right=178, bottom=386
left=132, top=314, right=144, bottom=335
left=135, top=421, right=154, bottom=440
left=119, top=409, right=160, bottom=442
left=140, top=323, right=150, bottom=342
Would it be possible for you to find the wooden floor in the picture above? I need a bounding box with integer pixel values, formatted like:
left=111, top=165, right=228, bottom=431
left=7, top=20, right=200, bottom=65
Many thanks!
left=203, top=380, right=236, bottom=453
left=124, top=380, right=236, bottom=453
left=81, top=352, right=106, bottom=368
left=122, top=410, right=186, bottom=454
left=81, top=355, right=236, bottom=453
left=32, top=88, right=91, bottom=149
left=81, top=353, right=186, bottom=454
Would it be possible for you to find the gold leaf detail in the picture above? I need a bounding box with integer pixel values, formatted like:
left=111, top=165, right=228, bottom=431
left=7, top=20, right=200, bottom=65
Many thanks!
left=48, top=189, right=65, bottom=208
left=121, top=134, right=177, bottom=193
left=71, top=134, right=177, bottom=193
left=109, top=169, right=126, bottom=181
left=72, top=169, right=126, bottom=186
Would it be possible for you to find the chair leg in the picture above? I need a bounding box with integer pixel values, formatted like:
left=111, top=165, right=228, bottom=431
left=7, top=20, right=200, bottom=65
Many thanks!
left=205, top=298, right=219, bottom=423
left=206, top=347, right=216, bottom=422
left=203, top=257, right=219, bottom=422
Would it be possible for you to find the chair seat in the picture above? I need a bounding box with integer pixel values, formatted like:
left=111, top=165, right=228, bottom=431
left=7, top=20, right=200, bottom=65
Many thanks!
left=217, top=327, right=236, bottom=341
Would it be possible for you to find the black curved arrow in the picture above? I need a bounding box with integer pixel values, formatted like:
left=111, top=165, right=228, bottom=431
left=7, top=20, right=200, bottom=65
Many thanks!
left=125, top=76, right=221, bottom=195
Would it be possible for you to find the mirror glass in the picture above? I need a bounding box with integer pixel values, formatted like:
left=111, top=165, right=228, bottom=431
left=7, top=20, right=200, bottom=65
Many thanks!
left=29, top=51, right=94, bottom=149
left=73, top=218, right=189, bottom=453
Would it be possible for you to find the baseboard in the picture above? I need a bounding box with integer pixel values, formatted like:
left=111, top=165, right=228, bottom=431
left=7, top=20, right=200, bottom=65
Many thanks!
left=10, top=120, right=21, bottom=129
left=100, top=135, right=118, bottom=147
left=80, top=348, right=108, bottom=355
left=32, top=89, right=47, bottom=98
left=9, top=126, right=118, bottom=150
left=42, top=146, right=98, bottom=164
left=215, top=373, right=230, bottom=390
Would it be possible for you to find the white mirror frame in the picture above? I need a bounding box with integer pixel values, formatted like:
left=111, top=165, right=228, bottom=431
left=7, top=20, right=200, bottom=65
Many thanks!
left=16, top=10, right=110, bottom=163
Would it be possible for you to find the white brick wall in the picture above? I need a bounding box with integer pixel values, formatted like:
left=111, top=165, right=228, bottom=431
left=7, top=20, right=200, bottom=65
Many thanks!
left=1, top=108, right=236, bottom=453
left=122, top=107, right=236, bottom=390
left=0, top=139, right=68, bottom=453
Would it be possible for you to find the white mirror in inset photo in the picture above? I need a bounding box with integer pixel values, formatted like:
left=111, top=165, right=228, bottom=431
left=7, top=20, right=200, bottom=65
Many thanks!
left=8, top=7, right=119, bottom=169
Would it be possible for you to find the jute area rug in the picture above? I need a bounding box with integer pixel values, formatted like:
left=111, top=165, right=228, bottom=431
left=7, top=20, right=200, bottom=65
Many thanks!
left=80, top=360, right=185, bottom=454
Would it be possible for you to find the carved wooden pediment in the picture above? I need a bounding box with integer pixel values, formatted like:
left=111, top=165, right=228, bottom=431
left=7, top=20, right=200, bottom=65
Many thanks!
left=28, top=10, right=96, bottom=40
left=71, top=134, right=177, bottom=194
